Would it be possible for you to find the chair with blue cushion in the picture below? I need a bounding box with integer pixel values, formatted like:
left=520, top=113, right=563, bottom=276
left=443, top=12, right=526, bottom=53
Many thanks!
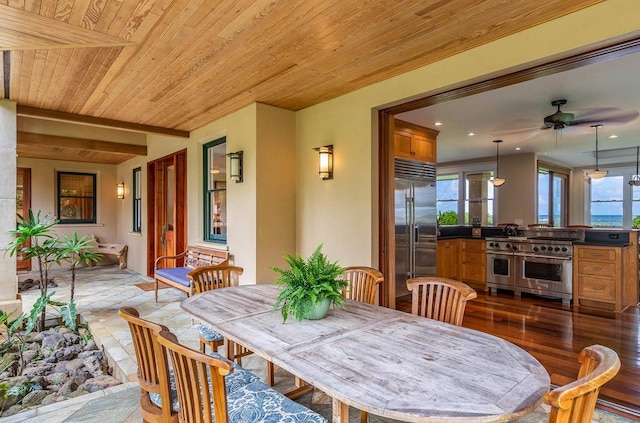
left=189, top=265, right=276, bottom=386
left=119, top=307, right=259, bottom=422
left=157, top=330, right=327, bottom=423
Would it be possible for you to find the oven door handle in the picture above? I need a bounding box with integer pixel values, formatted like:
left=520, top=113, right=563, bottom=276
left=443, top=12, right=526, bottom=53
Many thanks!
left=514, top=253, right=572, bottom=261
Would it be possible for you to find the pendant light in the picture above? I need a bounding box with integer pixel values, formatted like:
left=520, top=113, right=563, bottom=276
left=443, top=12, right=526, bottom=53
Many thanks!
left=490, top=139, right=506, bottom=187
left=629, top=146, right=640, bottom=186
left=586, top=124, right=608, bottom=179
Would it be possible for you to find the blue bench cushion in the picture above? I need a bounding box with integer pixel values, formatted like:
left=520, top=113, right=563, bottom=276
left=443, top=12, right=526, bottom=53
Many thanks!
left=155, top=267, right=191, bottom=287
left=227, top=380, right=327, bottom=422
left=198, top=325, right=223, bottom=342
left=149, top=352, right=260, bottom=412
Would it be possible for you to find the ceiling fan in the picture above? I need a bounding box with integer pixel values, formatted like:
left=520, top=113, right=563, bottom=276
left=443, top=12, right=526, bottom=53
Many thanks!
left=492, top=99, right=639, bottom=137
left=542, top=99, right=638, bottom=130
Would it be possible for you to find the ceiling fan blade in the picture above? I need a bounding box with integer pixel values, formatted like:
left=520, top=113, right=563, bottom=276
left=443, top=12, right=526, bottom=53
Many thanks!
left=570, top=110, right=639, bottom=126
left=491, top=119, right=540, bottom=135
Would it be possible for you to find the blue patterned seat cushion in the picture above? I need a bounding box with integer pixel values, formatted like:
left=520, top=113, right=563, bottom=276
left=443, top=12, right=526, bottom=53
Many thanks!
left=226, top=380, right=326, bottom=422
left=198, top=324, right=224, bottom=342
left=155, top=267, right=191, bottom=287
left=149, top=352, right=260, bottom=412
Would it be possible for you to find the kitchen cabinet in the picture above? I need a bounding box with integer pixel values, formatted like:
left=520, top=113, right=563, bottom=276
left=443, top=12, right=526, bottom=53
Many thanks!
left=436, top=239, right=459, bottom=279
left=460, top=239, right=486, bottom=291
left=394, top=119, right=438, bottom=162
left=573, top=244, right=638, bottom=313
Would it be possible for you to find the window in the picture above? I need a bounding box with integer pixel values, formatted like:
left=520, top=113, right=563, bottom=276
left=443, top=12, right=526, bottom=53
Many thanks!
left=132, top=167, right=142, bottom=233
left=436, top=174, right=459, bottom=225
left=436, top=165, right=497, bottom=225
left=57, top=172, right=96, bottom=224
left=590, top=174, right=624, bottom=227
left=537, top=165, right=568, bottom=227
left=204, top=138, right=227, bottom=242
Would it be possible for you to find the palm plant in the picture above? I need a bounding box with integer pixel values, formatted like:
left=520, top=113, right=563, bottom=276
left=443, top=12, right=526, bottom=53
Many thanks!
left=58, top=233, right=101, bottom=301
left=272, top=244, right=346, bottom=323
left=6, top=210, right=60, bottom=331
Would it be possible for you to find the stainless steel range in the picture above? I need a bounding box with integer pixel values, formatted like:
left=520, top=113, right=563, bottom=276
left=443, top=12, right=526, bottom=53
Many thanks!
left=486, top=236, right=575, bottom=305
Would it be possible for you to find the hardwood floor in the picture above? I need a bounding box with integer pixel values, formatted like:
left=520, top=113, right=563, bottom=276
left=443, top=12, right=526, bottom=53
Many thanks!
left=397, top=291, right=640, bottom=419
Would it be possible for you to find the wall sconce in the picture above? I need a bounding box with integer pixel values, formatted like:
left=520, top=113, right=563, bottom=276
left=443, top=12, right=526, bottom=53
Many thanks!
left=314, top=144, right=333, bottom=180
left=227, top=151, right=243, bottom=183
left=117, top=183, right=125, bottom=199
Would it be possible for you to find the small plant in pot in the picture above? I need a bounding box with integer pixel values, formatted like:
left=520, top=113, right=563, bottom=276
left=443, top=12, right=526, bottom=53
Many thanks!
left=272, top=245, right=347, bottom=323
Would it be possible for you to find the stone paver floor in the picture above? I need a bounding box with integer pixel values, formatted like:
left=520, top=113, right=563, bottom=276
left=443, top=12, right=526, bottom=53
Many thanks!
left=1, top=265, right=635, bottom=422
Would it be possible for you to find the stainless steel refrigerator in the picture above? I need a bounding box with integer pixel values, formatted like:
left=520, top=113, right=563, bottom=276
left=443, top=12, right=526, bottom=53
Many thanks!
left=394, top=158, right=437, bottom=301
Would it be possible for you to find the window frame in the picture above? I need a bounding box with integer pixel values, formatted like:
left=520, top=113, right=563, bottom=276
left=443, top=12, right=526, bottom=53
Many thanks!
left=587, top=168, right=628, bottom=228
left=132, top=167, right=142, bottom=233
left=436, top=162, right=499, bottom=225
left=203, top=137, right=227, bottom=243
left=537, top=163, right=569, bottom=227
left=57, top=171, right=97, bottom=224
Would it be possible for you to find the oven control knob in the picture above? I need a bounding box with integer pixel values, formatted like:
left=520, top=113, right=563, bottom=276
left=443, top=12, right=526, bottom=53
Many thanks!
left=489, top=242, right=494, bottom=247
left=533, top=246, right=539, bottom=252
left=562, top=247, right=568, bottom=252
left=555, top=247, right=560, bottom=251
left=512, top=245, right=518, bottom=251
left=541, top=246, right=546, bottom=251
left=505, top=243, right=511, bottom=249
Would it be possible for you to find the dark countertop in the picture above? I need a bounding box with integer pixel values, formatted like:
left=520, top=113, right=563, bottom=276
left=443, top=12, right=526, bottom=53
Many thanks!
left=572, top=241, right=631, bottom=247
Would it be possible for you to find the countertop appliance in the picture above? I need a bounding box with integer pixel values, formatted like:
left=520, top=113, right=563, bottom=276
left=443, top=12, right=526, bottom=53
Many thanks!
left=486, top=236, right=575, bottom=305
left=394, top=158, right=436, bottom=301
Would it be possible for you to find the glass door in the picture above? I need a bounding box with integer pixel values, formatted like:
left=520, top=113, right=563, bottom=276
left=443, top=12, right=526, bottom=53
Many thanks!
left=16, top=168, right=31, bottom=271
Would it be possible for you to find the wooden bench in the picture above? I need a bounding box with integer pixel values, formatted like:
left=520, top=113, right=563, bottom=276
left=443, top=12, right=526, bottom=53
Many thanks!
left=87, top=235, right=128, bottom=269
left=153, top=246, right=228, bottom=302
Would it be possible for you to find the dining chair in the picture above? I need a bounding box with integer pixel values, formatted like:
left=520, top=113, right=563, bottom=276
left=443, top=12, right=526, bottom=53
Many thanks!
left=189, top=265, right=276, bottom=386
left=406, top=277, right=477, bottom=326
left=340, top=266, right=384, bottom=305
left=544, top=344, right=620, bottom=423
left=156, top=330, right=328, bottom=423
left=120, top=307, right=260, bottom=422
left=118, top=307, right=177, bottom=423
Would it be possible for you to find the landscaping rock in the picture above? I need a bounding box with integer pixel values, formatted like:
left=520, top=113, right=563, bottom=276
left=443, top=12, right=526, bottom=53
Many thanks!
left=21, top=390, right=52, bottom=407
left=0, top=324, right=119, bottom=417
left=2, top=404, right=25, bottom=416
left=41, top=332, right=66, bottom=356
left=82, top=375, right=120, bottom=393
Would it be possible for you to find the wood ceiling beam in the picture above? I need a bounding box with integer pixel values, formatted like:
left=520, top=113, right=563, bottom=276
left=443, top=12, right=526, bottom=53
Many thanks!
left=18, top=132, right=148, bottom=156
left=17, top=106, right=189, bottom=138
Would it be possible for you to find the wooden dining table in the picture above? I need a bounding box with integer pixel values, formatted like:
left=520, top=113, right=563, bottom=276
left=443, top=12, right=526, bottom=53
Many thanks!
left=181, top=285, right=550, bottom=423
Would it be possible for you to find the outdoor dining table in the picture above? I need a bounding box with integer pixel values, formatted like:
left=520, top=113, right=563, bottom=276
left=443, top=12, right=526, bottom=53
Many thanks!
left=181, top=284, right=550, bottom=423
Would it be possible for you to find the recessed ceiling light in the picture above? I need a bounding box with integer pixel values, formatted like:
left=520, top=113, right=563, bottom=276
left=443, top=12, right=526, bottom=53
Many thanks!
left=434, top=122, right=443, bottom=126
left=608, top=134, right=618, bottom=139
left=515, top=147, right=521, bottom=151
left=467, top=132, right=475, bottom=136
left=210, top=169, right=221, bottom=174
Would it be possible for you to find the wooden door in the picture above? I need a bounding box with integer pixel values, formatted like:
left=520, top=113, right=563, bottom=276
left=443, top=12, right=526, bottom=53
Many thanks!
left=146, top=150, right=187, bottom=276
left=16, top=168, right=31, bottom=272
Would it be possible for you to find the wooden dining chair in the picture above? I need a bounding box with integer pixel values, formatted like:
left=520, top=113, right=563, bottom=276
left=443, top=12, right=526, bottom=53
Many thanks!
left=156, top=330, right=328, bottom=423
left=189, top=265, right=275, bottom=386
left=406, top=277, right=477, bottom=326
left=340, top=266, right=383, bottom=423
left=341, top=266, right=384, bottom=305
left=544, top=344, right=620, bottom=423
left=118, top=307, right=177, bottom=423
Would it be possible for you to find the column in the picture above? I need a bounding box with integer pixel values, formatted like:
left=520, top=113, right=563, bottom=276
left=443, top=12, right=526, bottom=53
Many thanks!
left=0, top=100, right=21, bottom=315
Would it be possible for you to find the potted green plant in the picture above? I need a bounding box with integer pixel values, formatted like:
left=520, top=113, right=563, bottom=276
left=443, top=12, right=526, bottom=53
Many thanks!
left=272, top=244, right=347, bottom=323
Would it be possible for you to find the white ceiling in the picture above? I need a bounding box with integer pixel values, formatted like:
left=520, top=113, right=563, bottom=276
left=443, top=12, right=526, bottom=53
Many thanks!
left=397, top=50, right=640, bottom=169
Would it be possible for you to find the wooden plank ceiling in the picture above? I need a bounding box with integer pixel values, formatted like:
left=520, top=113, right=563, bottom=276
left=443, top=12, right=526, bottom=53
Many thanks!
left=1, top=0, right=604, bottom=135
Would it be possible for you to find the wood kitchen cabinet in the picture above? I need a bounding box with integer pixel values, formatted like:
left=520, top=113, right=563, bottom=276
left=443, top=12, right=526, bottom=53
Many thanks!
left=436, top=239, right=459, bottom=279
left=573, top=243, right=638, bottom=313
left=394, top=119, right=438, bottom=162
left=460, top=239, right=486, bottom=291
